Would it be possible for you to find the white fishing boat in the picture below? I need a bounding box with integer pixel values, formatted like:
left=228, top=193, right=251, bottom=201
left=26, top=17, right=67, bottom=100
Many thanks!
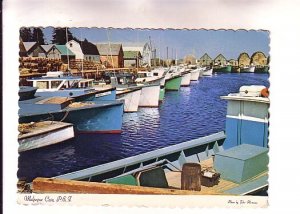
left=240, top=65, right=255, bottom=73
left=202, top=68, right=213, bottom=76
left=135, top=68, right=166, bottom=87
left=190, top=68, right=202, bottom=81
left=138, top=84, right=161, bottom=107
left=28, top=71, right=116, bottom=102
left=18, top=121, right=74, bottom=152
left=180, top=70, right=192, bottom=86
left=116, top=87, right=142, bottom=112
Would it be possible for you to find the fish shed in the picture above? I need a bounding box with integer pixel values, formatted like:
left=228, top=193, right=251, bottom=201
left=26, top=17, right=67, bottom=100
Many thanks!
left=251, top=51, right=268, bottom=66
left=199, top=53, right=213, bottom=66
left=238, top=52, right=251, bottom=67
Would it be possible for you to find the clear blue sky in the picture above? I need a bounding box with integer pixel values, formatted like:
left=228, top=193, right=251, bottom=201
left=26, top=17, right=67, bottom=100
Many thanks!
left=43, top=27, right=269, bottom=60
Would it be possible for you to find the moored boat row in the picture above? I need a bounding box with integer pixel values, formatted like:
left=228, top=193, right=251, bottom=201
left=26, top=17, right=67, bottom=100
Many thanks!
left=18, top=65, right=207, bottom=152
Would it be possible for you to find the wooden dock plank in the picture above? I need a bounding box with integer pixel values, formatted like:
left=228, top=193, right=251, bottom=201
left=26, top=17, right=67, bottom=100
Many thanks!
left=32, top=177, right=222, bottom=195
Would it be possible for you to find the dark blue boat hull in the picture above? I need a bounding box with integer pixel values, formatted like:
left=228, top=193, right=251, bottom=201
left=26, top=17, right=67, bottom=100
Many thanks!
left=19, top=101, right=124, bottom=134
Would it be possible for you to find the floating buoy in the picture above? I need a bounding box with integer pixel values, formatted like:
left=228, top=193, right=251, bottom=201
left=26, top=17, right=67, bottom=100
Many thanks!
left=261, top=88, right=269, bottom=97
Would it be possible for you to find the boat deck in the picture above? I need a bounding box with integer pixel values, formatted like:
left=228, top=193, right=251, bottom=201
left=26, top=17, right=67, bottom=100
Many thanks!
left=165, top=158, right=268, bottom=195
left=18, top=121, right=73, bottom=139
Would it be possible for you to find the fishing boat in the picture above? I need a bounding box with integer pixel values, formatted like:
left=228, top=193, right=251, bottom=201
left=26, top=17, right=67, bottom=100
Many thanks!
left=165, top=74, right=182, bottom=91
left=189, top=67, right=201, bottom=81
left=213, top=65, right=232, bottom=73
left=18, top=121, right=74, bottom=153
left=240, top=65, right=255, bottom=73
left=31, top=85, right=269, bottom=196
left=116, top=87, right=142, bottom=112
left=202, top=68, right=213, bottom=76
left=19, top=96, right=124, bottom=134
left=138, top=84, right=161, bottom=107
left=27, top=71, right=116, bottom=102
left=19, top=86, right=37, bottom=101
left=254, top=65, right=269, bottom=73
left=135, top=69, right=166, bottom=106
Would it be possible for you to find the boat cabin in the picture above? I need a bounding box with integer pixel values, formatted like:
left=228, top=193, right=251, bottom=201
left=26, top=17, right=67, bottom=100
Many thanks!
left=221, top=85, right=269, bottom=149
left=27, top=71, right=95, bottom=98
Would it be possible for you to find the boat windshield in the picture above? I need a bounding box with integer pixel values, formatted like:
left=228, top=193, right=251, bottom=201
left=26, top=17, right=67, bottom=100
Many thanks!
left=137, top=73, right=147, bottom=78
left=36, top=81, right=49, bottom=89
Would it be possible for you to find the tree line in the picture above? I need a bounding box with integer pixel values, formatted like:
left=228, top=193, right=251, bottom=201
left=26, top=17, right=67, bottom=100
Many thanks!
left=20, top=28, right=80, bottom=45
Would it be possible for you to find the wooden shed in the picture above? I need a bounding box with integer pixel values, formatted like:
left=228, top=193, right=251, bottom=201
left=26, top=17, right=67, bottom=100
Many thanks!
left=199, top=53, right=212, bottom=66
left=19, top=40, right=27, bottom=57
left=47, top=45, right=75, bottom=63
left=184, top=54, right=196, bottom=65
left=23, top=42, right=46, bottom=57
left=214, top=54, right=227, bottom=66
left=96, top=43, right=124, bottom=68
left=251, top=51, right=267, bottom=66
left=123, top=51, right=142, bottom=68
left=79, top=39, right=100, bottom=62
left=238, top=52, right=251, bottom=67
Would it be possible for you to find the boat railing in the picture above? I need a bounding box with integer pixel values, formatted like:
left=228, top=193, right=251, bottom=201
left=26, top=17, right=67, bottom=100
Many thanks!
left=55, top=131, right=226, bottom=181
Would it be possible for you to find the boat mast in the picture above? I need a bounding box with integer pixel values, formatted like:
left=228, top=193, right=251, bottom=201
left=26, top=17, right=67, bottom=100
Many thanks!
left=107, top=29, right=115, bottom=70
left=176, top=49, right=177, bottom=66
left=80, top=29, right=84, bottom=77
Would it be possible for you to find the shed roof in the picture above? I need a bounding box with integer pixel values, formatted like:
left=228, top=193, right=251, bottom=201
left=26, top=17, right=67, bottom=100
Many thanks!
left=23, top=42, right=37, bottom=52
left=55, top=45, right=75, bottom=56
left=96, top=43, right=122, bottom=55
left=79, top=40, right=99, bottom=55
left=124, top=51, right=141, bottom=59
left=199, top=53, right=212, bottom=60
left=41, top=44, right=54, bottom=53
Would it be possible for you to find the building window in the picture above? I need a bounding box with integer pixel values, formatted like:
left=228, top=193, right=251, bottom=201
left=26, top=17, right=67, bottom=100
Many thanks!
left=70, top=43, right=73, bottom=47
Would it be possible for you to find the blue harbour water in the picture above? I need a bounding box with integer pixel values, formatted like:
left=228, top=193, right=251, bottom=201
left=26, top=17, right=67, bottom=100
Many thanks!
left=18, top=73, right=269, bottom=182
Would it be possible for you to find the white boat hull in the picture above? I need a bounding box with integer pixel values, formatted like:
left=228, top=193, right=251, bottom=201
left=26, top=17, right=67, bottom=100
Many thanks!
left=139, top=84, right=161, bottom=107
left=190, top=69, right=201, bottom=81
left=203, top=68, right=213, bottom=76
left=181, top=72, right=191, bottom=86
left=243, top=66, right=255, bottom=73
left=18, top=121, right=74, bottom=152
left=117, top=89, right=141, bottom=112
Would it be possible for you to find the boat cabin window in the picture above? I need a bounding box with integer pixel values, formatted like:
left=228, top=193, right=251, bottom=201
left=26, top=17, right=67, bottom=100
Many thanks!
left=137, top=73, right=147, bottom=78
left=51, top=81, right=63, bottom=89
left=36, top=81, right=49, bottom=89
left=153, top=72, right=159, bottom=76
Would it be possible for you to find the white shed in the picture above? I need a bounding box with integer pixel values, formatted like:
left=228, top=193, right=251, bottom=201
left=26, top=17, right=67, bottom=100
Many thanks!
left=66, top=40, right=84, bottom=60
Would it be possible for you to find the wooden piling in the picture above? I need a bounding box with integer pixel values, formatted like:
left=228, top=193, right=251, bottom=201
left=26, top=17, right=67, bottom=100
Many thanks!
left=181, top=163, right=202, bottom=191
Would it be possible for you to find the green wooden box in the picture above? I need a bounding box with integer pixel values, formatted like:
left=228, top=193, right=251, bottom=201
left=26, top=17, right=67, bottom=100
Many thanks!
left=214, top=144, right=268, bottom=183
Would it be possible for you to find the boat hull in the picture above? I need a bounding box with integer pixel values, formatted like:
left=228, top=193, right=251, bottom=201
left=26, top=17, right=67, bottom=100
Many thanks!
left=19, top=86, right=37, bottom=101
left=165, top=76, right=182, bottom=91
left=159, top=87, right=165, bottom=102
left=180, top=72, right=191, bottom=86
left=203, top=68, right=213, bottom=76
left=19, top=102, right=124, bottom=133
left=93, top=88, right=116, bottom=101
left=139, top=84, right=160, bottom=107
left=213, top=65, right=232, bottom=73
left=18, top=121, right=74, bottom=152
left=116, top=89, right=142, bottom=112
left=254, top=66, right=269, bottom=73
left=240, top=66, right=255, bottom=73
left=190, top=69, right=201, bottom=81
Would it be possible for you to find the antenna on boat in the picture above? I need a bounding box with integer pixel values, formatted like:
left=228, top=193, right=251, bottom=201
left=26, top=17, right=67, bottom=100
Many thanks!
left=66, top=27, right=70, bottom=72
